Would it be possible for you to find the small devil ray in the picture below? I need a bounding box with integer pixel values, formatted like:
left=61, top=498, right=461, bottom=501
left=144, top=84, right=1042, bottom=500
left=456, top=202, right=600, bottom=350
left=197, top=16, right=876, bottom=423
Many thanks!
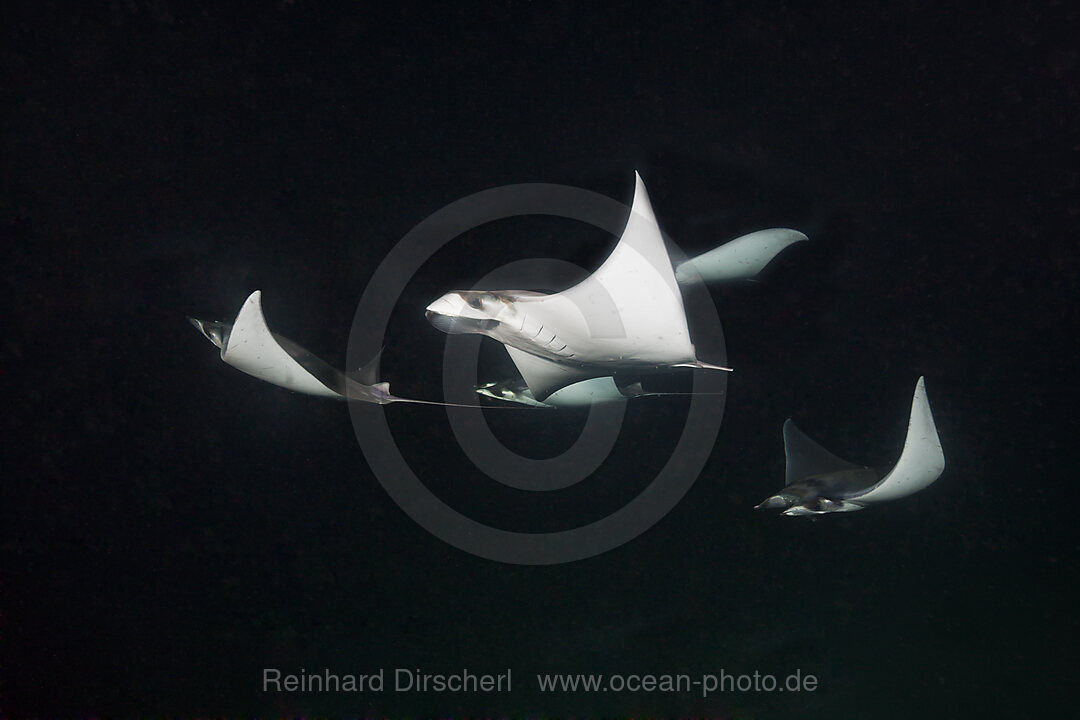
left=189, top=290, right=477, bottom=407
left=475, top=376, right=673, bottom=409
left=755, top=377, right=946, bottom=516
left=426, top=172, right=807, bottom=405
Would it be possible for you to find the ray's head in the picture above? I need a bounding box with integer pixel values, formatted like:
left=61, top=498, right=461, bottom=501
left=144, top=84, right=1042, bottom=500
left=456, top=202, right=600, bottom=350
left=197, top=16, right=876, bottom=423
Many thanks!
left=754, top=492, right=799, bottom=512
left=188, top=316, right=231, bottom=351
left=425, top=291, right=506, bottom=335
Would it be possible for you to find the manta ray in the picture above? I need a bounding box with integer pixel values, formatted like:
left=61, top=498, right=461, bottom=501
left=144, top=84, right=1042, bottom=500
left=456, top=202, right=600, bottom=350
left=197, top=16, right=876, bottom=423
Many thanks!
left=426, top=173, right=807, bottom=404
left=756, top=376, right=946, bottom=516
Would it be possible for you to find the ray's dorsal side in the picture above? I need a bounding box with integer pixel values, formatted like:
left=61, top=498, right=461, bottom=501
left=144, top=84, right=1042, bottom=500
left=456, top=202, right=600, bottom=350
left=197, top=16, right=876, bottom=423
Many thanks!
left=425, top=173, right=734, bottom=402
left=755, top=377, right=945, bottom=516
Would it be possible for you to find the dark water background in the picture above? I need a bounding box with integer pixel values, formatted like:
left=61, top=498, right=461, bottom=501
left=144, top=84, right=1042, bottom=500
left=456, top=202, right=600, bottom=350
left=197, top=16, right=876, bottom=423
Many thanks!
left=3, top=2, right=1076, bottom=716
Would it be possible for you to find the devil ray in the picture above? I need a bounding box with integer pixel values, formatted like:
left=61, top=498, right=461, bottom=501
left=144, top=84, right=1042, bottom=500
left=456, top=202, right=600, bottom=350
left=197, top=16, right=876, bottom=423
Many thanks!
left=756, top=376, right=946, bottom=516
left=425, top=173, right=806, bottom=404
left=189, top=290, right=448, bottom=406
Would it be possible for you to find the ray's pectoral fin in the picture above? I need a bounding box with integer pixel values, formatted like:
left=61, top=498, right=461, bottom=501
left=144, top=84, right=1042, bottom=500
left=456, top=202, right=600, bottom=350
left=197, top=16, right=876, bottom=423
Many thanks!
left=782, top=418, right=863, bottom=486
left=675, top=228, right=808, bottom=284
left=847, top=376, right=945, bottom=504
left=503, top=346, right=599, bottom=403
left=555, top=172, right=698, bottom=365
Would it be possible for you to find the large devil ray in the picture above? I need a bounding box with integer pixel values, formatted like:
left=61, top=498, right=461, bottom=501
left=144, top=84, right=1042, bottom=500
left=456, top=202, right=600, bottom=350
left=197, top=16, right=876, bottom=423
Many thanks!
left=755, top=376, right=946, bottom=516
left=190, top=290, right=455, bottom=406
left=426, top=173, right=806, bottom=402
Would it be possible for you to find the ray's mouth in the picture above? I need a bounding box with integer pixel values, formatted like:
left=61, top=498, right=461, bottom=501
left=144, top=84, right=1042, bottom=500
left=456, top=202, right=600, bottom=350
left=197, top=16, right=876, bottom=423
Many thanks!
left=425, top=311, right=498, bottom=335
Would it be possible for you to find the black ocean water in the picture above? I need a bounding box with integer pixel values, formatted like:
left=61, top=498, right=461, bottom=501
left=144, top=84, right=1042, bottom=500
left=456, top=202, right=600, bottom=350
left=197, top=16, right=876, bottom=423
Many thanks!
left=3, top=3, right=1076, bottom=716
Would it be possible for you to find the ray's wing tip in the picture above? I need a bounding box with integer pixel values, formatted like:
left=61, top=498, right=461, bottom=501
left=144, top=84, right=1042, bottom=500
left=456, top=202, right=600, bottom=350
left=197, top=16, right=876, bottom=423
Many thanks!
left=630, top=171, right=655, bottom=217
